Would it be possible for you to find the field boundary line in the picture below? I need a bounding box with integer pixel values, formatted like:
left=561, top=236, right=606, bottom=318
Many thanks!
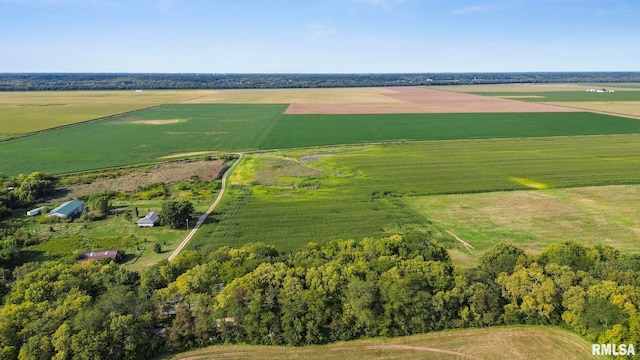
left=168, top=153, right=243, bottom=261
left=0, top=104, right=168, bottom=143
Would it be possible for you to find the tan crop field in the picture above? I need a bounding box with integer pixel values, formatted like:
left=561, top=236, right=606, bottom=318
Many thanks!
left=162, top=326, right=593, bottom=360
left=284, top=87, right=576, bottom=114
left=179, top=87, right=397, bottom=104
left=405, top=184, right=640, bottom=266
left=0, top=90, right=211, bottom=138
left=545, top=101, right=640, bottom=118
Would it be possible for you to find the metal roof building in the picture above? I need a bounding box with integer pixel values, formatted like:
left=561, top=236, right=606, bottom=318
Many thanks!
left=78, top=250, right=119, bottom=263
left=47, top=200, right=85, bottom=219
left=137, top=211, right=158, bottom=228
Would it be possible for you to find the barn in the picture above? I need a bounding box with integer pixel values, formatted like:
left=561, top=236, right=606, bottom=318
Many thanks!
left=137, top=211, right=158, bottom=228
left=47, top=200, right=85, bottom=219
left=78, top=250, right=120, bottom=263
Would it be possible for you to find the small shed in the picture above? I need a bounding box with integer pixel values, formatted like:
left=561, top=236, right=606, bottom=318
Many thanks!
left=27, top=207, right=44, bottom=216
left=78, top=250, right=119, bottom=263
left=47, top=200, right=84, bottom=219
left=137, top=211, right=158, bottom=228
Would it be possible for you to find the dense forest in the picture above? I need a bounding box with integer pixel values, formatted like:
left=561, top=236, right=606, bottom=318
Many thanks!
left=1, top=230, right=639, bottom=359
left=2, top=72, right=640, bottom=91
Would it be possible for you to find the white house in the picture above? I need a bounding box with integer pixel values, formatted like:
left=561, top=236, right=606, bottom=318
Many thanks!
left=137, top=211, right=158, bottom=228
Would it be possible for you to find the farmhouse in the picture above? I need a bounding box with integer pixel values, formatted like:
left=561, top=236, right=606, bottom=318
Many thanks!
left=47, top=200, right=84, bottom=219
left=78, top=250, right=120, bottom=263
left=137, top=211, right=158, bottom=228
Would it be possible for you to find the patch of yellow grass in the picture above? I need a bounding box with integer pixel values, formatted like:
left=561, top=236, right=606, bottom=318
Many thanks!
left=158, top=151, right=219, bottom=159
left=544, top=101, right=640, bottom=119
left=509, top=177, right=548, bottom=189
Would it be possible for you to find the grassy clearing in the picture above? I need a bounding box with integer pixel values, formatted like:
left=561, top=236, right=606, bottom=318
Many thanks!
left=188, top=135, right=640, bottom=256
left=0, top=90, right=212, bottom=138
left=160, top=326, right=593, bottom=360
left=22, top=200, right=189, bottom=270
left=405, top=184, right=640, bottom=265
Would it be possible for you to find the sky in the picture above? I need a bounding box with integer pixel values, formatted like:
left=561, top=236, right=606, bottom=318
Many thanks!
left=0, top=0, right=638, bottom=73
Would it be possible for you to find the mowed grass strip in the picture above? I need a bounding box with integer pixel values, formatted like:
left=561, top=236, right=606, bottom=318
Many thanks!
left=260, top=112, right=640, bottom=148
left=161, top=326, right=593, bottom=360
left=0, top=104, right=287, bottom=175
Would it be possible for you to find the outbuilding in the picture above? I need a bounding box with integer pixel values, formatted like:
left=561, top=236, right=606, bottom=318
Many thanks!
left=47, top=200, right=84, bottom=219
left=27, top=207, right=44, bottom=216
left=78, top=250, right=120, bottom=263
left=137, top=211, right=158, bottom=228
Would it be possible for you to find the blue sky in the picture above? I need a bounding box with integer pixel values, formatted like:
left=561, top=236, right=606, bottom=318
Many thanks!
left=1, top=0, right=638, bottom=73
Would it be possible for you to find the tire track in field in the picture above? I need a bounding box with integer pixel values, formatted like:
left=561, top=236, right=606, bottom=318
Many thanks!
left=168, top=153, right=243, bottom=261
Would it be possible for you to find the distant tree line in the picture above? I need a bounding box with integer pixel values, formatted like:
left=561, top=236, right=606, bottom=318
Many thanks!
left=1, top=236, right=639, bottom=359
left=2, top=72, right=640, bottom=91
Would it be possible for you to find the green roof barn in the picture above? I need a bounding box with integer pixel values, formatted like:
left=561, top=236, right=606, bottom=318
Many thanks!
left=47, top=200, right=85, bottom=219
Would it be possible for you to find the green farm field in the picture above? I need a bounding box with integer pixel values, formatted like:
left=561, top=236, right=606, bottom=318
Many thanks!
left=3, top=103, right=640, bottom=175
left=0, top=90, right=212, bottom=139
left=469, top=91, right=640, bottom=102
left=188, top=135, right=640, bottom=258
left=161, top=326, right=593, bottom=360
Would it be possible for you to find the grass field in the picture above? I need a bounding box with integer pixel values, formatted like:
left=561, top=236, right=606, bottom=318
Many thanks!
left=406, top=184, right=640, bottom=265
left=187, top=135, right=640, bottom=257
left=0, top=90, right=212, bottom=139
left=0, top=104, right=287, bottom=175
left=160, top=326, right=594, bottom=360
left=3, top=103, right=640, bottom=175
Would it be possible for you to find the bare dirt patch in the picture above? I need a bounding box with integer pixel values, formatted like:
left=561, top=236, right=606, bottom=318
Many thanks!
left=299, top=153, right=336, bottom=163
left=129, top=119, right=186, bottom=125
left=285, top=87, right=577, bottom=114
left=64, top=160, right=226, bottom=198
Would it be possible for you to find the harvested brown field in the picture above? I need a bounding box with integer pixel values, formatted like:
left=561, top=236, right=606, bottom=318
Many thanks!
left=63, top=160, right=225, bottom=198
left=284, top=87, right=578, bottom=114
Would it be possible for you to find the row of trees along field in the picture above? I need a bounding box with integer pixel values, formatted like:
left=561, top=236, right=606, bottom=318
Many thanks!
left=1, top=235, right=639, bottom=359
left=2, top=72, right=640, bottom=90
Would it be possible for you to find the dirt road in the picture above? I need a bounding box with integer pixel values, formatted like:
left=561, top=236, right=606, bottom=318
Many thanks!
left=168, top=153, right=243, bottom=261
